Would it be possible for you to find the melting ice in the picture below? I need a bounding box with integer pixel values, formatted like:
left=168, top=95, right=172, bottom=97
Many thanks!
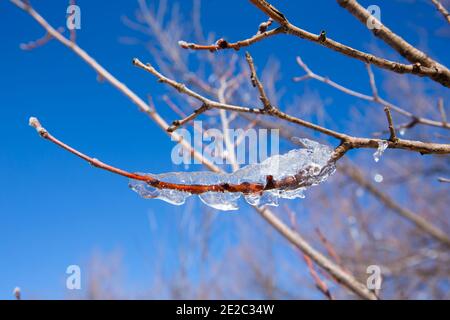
left=373, top=140, right=389, bottom=162
left=129, top=138, right=336, bottom=211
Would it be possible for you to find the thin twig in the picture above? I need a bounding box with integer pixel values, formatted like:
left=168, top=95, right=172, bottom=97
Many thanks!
left=134, top=54, right=450, bottom=156
left=438, top=98, right=448, bottom=127
left=340, top=163, right=450, bottom=247
left=294, top=56, right=449, bottom=130
left=167, top=103, right=209, bottom=133
left=245, top=52, right=274, bottom=112
left=179, top=0, right=450, bottom=87
left=384, top=106, right=398, bottom=142
left=430, top=0, right=450, bottom=24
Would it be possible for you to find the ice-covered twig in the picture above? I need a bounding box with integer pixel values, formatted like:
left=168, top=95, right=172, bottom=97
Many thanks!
left=373, top=140, right=389, bottom=162
left=29, top=117, right=335, bottom=208
left=130, top=139, right=336, bottom=210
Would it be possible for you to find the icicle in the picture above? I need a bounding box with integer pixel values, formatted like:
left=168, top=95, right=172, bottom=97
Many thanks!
left=129, top=138, right=336, bottom=211
left=373, top=140, right=389, bottom=162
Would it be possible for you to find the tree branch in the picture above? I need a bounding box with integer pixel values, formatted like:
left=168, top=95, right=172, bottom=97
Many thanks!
left=431, top=0, right=450, bottom=24
left=12, top=0, right=381, bottom=300
left=294, top=56, right=449, bottom=130
left=179, top=0, right=450, bottom=87
left=337, top=0, right=450, bottom=86
left=340, top=163, right=450, bottom=247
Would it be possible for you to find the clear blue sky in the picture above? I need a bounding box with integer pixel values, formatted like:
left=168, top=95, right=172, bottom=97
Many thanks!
left=0, top=0, right=449, bottom=299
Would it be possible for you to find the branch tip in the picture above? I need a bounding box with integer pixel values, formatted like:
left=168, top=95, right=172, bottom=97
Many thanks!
left=29, top=116, right=47, bottom=136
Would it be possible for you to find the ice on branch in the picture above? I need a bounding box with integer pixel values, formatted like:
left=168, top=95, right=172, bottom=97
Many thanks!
left=373, top=140, right=389, bottom=162
left=129, top=139, right=336, bottom=211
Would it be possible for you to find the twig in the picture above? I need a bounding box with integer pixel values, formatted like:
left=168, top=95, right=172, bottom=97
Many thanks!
left=179, top=0, right=450, bottom=87
left=366, top=64, right=379, bottom=100
left=337, top=0, right=450, bottom=84
left=294, top=56, right=449, bottom=130
left=315, top=228, right=346, bottom=270
left=20, top=28, right=64, bottom=50
left=430, top=0, right=450, bottom=24
left=245, top=52, right=274, bottom=112
left=384, top=106, right=398, bottom=142
left=340, top=163, right=450, bottom=247
left=438, top=177, right=450, bottom=183
left=438, top=98, right=448, bottom=127
left=29, top=117, right=336, bottom=195
left=134, top=54, right=450, bottom=156
left=13, top=0, right=379, bottom=300
left=132, top=58, right=263, bottom=115
left=256, top=207, right=377, bottom=300
left=303, top=254, right=334, bottom=300
left=178, top=27, right=284, bottom=52
left=217, top=80, right=241, bottom=172
left=167, top=103, right=209, bottom=133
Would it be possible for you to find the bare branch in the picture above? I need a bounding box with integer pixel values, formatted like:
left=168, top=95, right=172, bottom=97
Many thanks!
left=430, top=0, right=450, bottom=24
left=179, top=0, right=450, bottom=87
left=255, top=207, right=378, bottom=300
left=179, top=27, right=284, bottom=52
left=340, top=163, right=450, bottom=247
left=337, top=0, right=450, bottom=86
left=438, top=98, right=448, bottom=127
left=384, top=106, right=398, bottom=143
left=294, top=56, right=449, bottom=130
left=135, top=53, right=450, bottom=156
left=245, top=52, right=274, bottom=112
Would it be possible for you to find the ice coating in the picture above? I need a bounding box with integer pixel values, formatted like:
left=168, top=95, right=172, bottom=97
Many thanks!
left=373, top=140, right=389, bottom=162
left=129, top=138, right=336, bottom=211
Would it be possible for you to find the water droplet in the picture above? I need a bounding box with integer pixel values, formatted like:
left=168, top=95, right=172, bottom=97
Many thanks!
left=373, top=140, right=389, bottom=162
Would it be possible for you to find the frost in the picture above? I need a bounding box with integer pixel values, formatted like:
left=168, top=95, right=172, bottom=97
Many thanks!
left=373, top=140, right=388, bottom=162
left=129, top=138, right=336, bottom=211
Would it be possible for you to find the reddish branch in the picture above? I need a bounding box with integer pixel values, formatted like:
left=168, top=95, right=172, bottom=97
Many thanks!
left=179, top=0, right=450, bottom=88
left=29, top=117, right=331, bottom=196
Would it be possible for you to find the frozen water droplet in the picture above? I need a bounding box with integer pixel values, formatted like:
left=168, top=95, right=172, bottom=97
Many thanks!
left=399, top=128, right=406, bottom=136
left=374, top=173, right=383, bottom=183
left=129, top=138, right=336, bottom=211
left=245, top=191, right=279, bottom=207
left=373, top=140, right=388, bottom=162
left=199, top=192, right=240, bottom=211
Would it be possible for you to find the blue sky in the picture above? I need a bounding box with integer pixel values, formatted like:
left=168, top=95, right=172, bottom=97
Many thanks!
left=0, top=0, right=449, bottom=299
